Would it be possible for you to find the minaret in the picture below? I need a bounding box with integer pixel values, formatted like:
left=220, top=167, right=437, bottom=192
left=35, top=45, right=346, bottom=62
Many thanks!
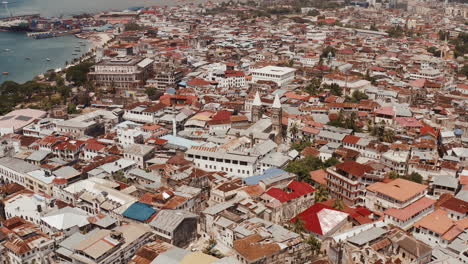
left=271, top=94, right=283, bottom=143
left=251, top=91, right=262, bottom=123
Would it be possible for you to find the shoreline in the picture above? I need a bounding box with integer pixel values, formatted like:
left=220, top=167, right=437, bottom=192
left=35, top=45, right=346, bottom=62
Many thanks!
left=76, top=32, right=112, bottom=49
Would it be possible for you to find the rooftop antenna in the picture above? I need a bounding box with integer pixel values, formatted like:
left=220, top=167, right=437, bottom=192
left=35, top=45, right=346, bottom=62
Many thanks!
left=2, top=1, right=12, bottom=17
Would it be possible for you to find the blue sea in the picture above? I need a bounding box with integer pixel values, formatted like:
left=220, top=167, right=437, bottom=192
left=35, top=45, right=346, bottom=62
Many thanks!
left=0, top=32, right=93, bottom=83
left=0, top=0, right=182, bottom=83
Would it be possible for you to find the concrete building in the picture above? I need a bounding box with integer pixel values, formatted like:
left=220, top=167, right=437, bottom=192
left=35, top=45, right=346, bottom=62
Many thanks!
left=0, top=217, right=55, bottom=264
left=56, top=109, right=118, bottom=138
left=55, top=223, right=154, bottom=263
left=0, top=109, right=47, bottom=136
left=149, top=210, right=198, bottom=247
left=232, top=218, right=310, bottom=264
left=365, top=178, right=428, bottom=212
left=251, top=66, right=296, bottom=86
left=326, top=161, right=385, bottom=206
left=88, top=56, right=154, bottom=95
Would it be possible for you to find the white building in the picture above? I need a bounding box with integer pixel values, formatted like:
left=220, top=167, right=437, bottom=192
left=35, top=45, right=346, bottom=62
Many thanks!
left=3, top=192, right=55, bottom=226
left=381, top=150, right=409, bottom=175
left=186, top=146, right=259, bottom=177
left=251, top=66, right=296, bottom=86
left=56, top=109, right=118, bottom=137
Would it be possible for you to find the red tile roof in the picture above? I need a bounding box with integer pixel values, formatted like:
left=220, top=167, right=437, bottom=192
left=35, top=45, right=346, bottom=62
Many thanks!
left=291, top=203, right=348, bottom=235
left=385, top=197, right=436, bottom=221
left=265, top=180, right=315, bottom=203
left=310, top=169, right=327, bottom=185
left=439, top=197, right=468, bottom=214
left=343, top=135, right=361, bottom=145
left=335, top=161, right=375, bottom=177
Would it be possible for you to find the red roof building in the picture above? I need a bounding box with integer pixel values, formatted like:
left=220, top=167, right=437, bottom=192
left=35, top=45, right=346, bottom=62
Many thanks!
left=291, top=203, right=349, bottom=237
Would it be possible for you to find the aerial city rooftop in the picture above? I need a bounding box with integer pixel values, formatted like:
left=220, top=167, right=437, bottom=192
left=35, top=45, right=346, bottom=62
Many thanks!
left=0, top=0, right=466, bottom=263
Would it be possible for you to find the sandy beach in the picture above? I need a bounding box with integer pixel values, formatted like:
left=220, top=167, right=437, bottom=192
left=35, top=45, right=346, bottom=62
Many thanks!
left=76, top=32, right=112, bottom=50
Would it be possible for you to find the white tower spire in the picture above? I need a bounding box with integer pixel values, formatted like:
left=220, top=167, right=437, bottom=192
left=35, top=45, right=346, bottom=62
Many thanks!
left=252, top=91, right=261, bottom=106
left=272, top=94, right=281, bottom=109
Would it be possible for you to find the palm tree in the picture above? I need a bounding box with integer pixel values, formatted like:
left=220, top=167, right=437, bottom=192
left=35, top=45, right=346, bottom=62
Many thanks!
left=289, top=122, right=299, bottom=140
left=289, top=218, right=306, bottom=237
left=332, top=198, right=345, bottom=211
left=383, top=129, right=395, bottom=143
left=314, top=185, right=329, bottom=203
left=306, top=235, right=322, bottom=256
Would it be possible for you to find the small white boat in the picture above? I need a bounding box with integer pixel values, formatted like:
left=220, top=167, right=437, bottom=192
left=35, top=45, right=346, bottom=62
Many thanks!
left=3, top=48, right=11, bottom=52
left=46, top=58, right=51, bottom=61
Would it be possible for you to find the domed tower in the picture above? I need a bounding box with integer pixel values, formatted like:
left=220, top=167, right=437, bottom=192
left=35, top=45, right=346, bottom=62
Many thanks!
left=271, top=94, right=283, bottom=143
left=251, top=91, right=263, bottom=123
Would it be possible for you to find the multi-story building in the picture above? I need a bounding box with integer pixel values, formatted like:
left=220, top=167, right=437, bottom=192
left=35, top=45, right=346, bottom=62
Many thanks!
left=56, top=109, right=118, bottom=138
left=365, top=178, right=428, bottom=212
left=384, top=196, right=436, bottom=230
left=123, top=144, right=154, bottom=169
left=232, top=218, right=310, bottom=264
left=260, top=180, right=315, bottom=224
left=1, top=217, right=55, bottom=264
left=326, top=160, right=385, bottom=206
left=147, top=69, right=183, bottom=89
left=122, top=101, right=166, bottom=124
left=251, top=66, right=296, bottom=86
left=0, top=157, right=55, bottom=195
left=55, top=223, right=154, bottom=264
left=382, top=150, right=410, bottom=176
left=88, top=56, right=154, bottom=95
left=186, top=146, right=259, bottom=177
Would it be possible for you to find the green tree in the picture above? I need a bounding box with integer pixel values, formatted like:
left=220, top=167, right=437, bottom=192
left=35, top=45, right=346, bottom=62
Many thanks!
left=289, top=122, right=300, bottom=139
left=307, top=9, right=320, bottom=16
left=290, top=139, right=312, bottom=152
left=286, top=156, right=324, bottom=181
left=306, top=235, right=322, bottom=256
left=56, top=76, right=65, bottom=87
left=383, top=129, right=395, bottom=143
left=427, top=46, right=441, bottom=57
left=462, top=64, right=468, bottom=77
left=314, top=185, right=329, bottom=203
left=328, top=83, right=342, bottom=96
left=407, top=172, right=423, bottom=183
left=67, top=103, right=79, bottom=114
left=332, top=198, right=345, bottom=211
left=389, top=171, right=400, bottom=179
left=324, top=157, right=339, bottom=167
left=386, top=26, right=404, bottom=38
left=304, top=78, right=322, bottom=95
left=124, top=21, right=144, bottom=31
left=348, top=90, right=368, bottom=103
left=290, top=218, right=306, bottom=237
left=320, top=46, right=336, bottom=58
left=66, top=61, right=94, bottom=86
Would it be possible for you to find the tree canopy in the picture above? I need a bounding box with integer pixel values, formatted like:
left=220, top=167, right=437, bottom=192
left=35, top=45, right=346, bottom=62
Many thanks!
left=286, top=156, right=339, bottom=182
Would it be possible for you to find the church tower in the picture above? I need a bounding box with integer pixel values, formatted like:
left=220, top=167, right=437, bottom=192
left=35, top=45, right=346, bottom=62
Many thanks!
left=251, top=91, right=263, bottom=123
left=271, top=94, right=283, bottom=143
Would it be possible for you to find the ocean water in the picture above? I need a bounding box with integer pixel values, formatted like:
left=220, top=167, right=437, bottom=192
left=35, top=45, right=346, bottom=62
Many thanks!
left=0, top=32, right=92, bottom=83
left=0, top=0, right=185, bottom=83
left=0, top=0, right=176, bottom=18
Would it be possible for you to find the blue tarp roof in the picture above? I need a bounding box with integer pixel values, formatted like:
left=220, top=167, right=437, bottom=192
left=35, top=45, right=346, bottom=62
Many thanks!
left=243, top=168, right=287, bottom=185
left=122, top=202, right=156, bottom=221
left=166, top=88, right=176, bottom=94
